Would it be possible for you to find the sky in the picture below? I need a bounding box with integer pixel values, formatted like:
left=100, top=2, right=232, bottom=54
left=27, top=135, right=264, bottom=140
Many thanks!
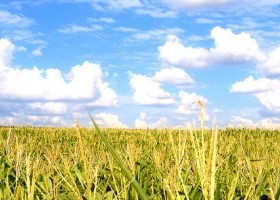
left=0, top=0, right=280, bottom=128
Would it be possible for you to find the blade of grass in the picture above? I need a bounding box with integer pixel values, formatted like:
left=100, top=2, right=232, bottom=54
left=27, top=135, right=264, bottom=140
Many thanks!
left=89, top=114, right=149, bottom=200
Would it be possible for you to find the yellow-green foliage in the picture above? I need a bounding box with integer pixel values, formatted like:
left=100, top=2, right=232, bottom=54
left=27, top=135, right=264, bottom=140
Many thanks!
left=0, top=126, right=280, bottom=199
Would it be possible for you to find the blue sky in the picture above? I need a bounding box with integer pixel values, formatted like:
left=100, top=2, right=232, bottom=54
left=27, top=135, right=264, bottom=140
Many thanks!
left=0, top=0, right=280, bottom=128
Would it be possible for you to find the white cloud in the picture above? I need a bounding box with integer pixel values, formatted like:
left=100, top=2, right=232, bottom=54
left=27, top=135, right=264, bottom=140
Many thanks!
left=231, top=76, right=280, bottom=113
left=16, top=46, right=27, bottom=52
left=0, top=116, right=16, bottom=126
left=196, top=18, right=217, bottom=24
left=150, top=117, right=169, bottom=128
left=0, top=10, right=33, bottom=27
left=259, top=118, right=280, bottom=129
left=59, top=0, right=142, bottom=10
left=0, top=38, right=117, bottom=106
left=94, top=112, right=128, bottom=128
left=92, top=0, right=142, bottom=10
left=136, top=7, right=176, bottom=18
left=108, top=0, right=141, bottom=9
left=28, top=102, right=68, bottom=115
left=0, top=38, right=118, bottom=126
left=134, top=112, right=148, bottom=128
left=210, top=26, right=264, bottom=64
left=176, top=91, right=208, bottom=115
left=58, top=24, right=103, bottom=34
left=243, top=0, right=280, bottom=6
left=187, top=35, right=209, bottom=42
left=230, top=76, right=279, bottom=94
left=107, top=0, right=142, bottom=9
left=134, top=112, right=168, bottom=128
left=0, top=61, right=115, bottom=103
left=153, top=67, right=194, bottom=85
left=0, top=39, right=15, bottom=68
left=255, top=91, right=280, bottom=113
left=0, top=113, right=66, bottom=126
left=228, top=116, right=280, bottom=129
left=26, top=115, right=66, bottom=126
left=31, top=47, right=42, bottom=56
left=132, top=28, right=184, bottom=41
left=159, top=26, right=264, bottom=68
left=259, top=47, right=280, bottom=76
left=161, top=0, right=234, bottom=9
left=88, top=17, right=115, bottom=23
left=159, top=34, right=210, bottom=68
left=129, top=72, right=175, bottom=105
left=113, top=27, right=139, bottom=32
left=228, top=116, right=255, bottom=128
left=129, top=66, right=194, bottom=106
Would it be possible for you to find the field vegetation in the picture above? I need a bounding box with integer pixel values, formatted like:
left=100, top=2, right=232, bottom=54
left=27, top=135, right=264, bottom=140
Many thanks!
left=0, top=116, right=280, bottom=199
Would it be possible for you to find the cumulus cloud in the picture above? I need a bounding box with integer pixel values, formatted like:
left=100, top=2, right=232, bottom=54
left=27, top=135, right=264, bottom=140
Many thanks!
left=228, top=116, right=255, bottom=128
left=0, top=39, right=15, bottom=68
left=159, top=34, right=209, bottom=68
left=259, top=118, right=280, bottom=129
left=210, top=26, right=264, bottom=64
left=129, top=66, right=195, bottom=106
left=259, top=47, right=280, bottom=76
left=26, top=115, right=66, bottom=126
left=129, top=72, right=175, bottom=105
left=230, top=76, right=279, bottom=94
left=176, top=91, right=208, bottom=115
left=153, top=67, right=195, bottom=85
left=0, top=38, right=118, bottom=125
left=134, top=112, right=148, bottom=128
left=94, top=112, right=128, bottom=128
left=255, top=91, right=280, bottom=113
left=0, top=60, right=117, bottom=104
left=0, top=113, right=66, bottom=126
left=228, top=116, right=280, bottom=129
left=134, top=112, right=168, bottom=128
left=28, top=102, right=68, bottom=115
left=159, top=26, right=264, bottom=68
left=230, top=76, right=280, bottom=113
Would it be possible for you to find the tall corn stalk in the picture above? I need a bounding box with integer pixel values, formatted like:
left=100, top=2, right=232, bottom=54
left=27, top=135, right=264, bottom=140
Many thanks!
left=190, top=100, right=218, bottom=200
left=89, top=114, right=149, bottom=200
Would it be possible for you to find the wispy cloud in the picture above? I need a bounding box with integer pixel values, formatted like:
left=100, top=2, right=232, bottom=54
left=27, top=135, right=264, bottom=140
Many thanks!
left=161, top=0, right=235, bottom=9
left=136, top=7, right=176, bottom=18
left=31, top=47, right=43, bottom=56
left=88, top=17, right=115, bottom=23
left=0, top=10, right=33, bottom=27
left=196, top=17, right=218, bottom=24
left=63, top=0, right=142, bottom=10
left=58, top=24, right=103, bottom=34
left=132, top=28, right=184, bottom=41
left=113, top=27, right=139, bottom=33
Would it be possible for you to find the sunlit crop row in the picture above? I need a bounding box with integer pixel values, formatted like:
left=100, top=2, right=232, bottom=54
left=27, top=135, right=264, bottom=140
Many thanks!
left=0, top=125, right=279, bottom=199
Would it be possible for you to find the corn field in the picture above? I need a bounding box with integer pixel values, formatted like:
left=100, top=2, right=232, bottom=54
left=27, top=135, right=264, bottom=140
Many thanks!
left=1, top=123, right=280, bottom=200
